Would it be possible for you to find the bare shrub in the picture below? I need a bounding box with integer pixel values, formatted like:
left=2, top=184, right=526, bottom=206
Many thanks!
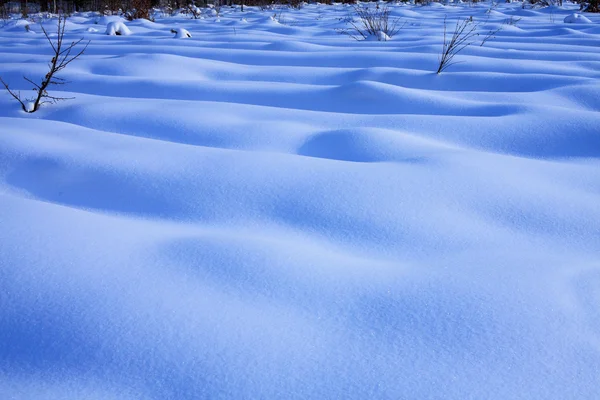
left=582, top=0, right=599, bottom=12
left=272, top=10, right=285, bottom=24
left=526, top=0, right=563, bottom=7
left=101, top=0, right=123, bottom=15
left=503, top=16, right=521, bottom=26
left=126, top=0, right=152, bottom=19
left=184, top=2, right=202, bottom=18
left=436, top=17, right=478, bottom=74
left=213, top=0, right=221, bottom=17
left=0, top=15, right=89, bottom=113
left=342, top=4, right=403, bottom=41
left=288, top=0, right=303, bottom=9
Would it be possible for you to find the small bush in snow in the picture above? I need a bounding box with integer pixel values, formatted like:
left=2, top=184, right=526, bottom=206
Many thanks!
left=525, top=0, right=562, bottom=6
left=503, top=16, right=522, bottom=26
left=184, top=4, right=202, bottom=19
left=0, top=15, right=89, bottom=113
left=272, top=10, right=287, bottom=24
left=342, top=4, right=404, bottom=41
left=213, top=1, right=222, bottom=18
left=289, top=0, right=305, bottom=9
left=125, top=0, right=152, bottom=20
left=436, top=17, right=479, bottom=74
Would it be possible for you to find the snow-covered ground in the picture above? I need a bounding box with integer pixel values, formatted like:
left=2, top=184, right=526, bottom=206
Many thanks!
left=1, top=2, right=599, bottom=399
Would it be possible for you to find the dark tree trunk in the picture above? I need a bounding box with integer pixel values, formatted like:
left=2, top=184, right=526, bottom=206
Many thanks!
left=20, top=0, right=28, bottom=17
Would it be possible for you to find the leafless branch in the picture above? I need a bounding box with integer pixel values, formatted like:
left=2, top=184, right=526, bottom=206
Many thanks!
left=0, top=77, right=28, bottom=112
left=480, top=25, right=502, bottom=46
left=0, top=14, right=89, bottom=113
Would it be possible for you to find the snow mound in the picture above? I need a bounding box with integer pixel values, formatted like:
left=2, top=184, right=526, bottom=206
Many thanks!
left=377, top=31, right=391, bottom=41
left=171, top=28, right=192, bottom=38
left=3, top=19, right=35, bottom=33
left=563, top=13, right=592, bottom=24
left=363, top=31, right=392, bottom=41
left=106, top=21, right=132, bottom=36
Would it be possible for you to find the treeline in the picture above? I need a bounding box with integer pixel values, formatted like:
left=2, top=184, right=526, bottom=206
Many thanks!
left=0, top=0, right=358, bottom=15
left=4, top=0, right=596, bottom=18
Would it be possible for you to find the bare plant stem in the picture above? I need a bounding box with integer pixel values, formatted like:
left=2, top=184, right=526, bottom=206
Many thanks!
left=1, top=14, right=89, bottom=113
left=437, top=16, right=479, bottom=74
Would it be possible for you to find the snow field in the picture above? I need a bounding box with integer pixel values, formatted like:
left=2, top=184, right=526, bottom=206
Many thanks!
left=1, top=3, right=599, bottom=399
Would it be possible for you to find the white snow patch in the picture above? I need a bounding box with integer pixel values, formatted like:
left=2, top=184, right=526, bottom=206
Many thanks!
left=171, top=27, right=192, bottom=38
left=563, top=13, right=592, bottom=24
left=105, top=21, right=132, bottom=36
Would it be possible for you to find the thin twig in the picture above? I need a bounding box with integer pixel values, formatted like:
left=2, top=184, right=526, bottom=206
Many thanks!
left=0, top=14, right=89, bottom=113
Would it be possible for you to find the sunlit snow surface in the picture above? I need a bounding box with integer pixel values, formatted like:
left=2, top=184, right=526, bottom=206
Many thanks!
left=1, top=3, right=600, bottom=399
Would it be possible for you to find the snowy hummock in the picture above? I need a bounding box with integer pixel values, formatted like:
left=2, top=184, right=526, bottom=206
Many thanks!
left=171, top=27, right=192, bottom=38
left=105, top=20, right=132, bottom=35
left=564, top=12, right=593, bottom=23
left=0, top=3, right=599, bottom=400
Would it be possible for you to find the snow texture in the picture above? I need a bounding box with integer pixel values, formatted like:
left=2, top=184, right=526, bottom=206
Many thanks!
left=1, top=3, right=600, bottom=400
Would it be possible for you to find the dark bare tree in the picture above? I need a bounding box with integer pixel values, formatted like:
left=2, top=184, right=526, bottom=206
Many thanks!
left=1, top=14, right=89, bottom=113
left=20, top=0, right=28, bottom=18
left=0, top=1, right=9, bottom=27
